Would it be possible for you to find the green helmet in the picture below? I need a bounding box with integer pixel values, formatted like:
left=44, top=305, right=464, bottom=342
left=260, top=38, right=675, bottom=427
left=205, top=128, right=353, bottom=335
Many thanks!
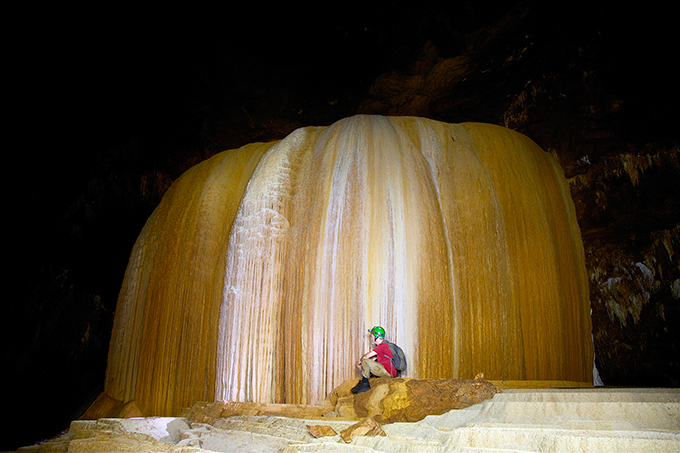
left=369, top=326, right=386, bottom=339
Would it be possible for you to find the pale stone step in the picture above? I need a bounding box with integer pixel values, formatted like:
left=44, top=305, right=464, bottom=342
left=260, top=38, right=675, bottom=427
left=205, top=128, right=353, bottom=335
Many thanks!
left=421, top=389, right=680, bottom=429
left=323, top=427, right=679, bottom=453
left=440, top=426, right=680, bottom=453
left=285, top=439, right=541, bottom=453
left=356, top=427, right=677, bottom=453
left=468, top=420, right=642, bottom=431
left=496, top=388, right=680, bottom=403
left=210, top=414, right=353, bottom=437
left=472, top=401, right=679, bottom=428
left=179, top=425, right=305, bottom=452
left=210, top=416, right=317, bottom=442
left=284, top=440, right=444, bottom=452
left=179, top=416, right=358, bottom=452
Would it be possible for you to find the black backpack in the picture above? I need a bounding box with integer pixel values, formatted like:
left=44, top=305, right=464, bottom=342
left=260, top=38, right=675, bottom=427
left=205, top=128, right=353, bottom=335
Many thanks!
left=386, top=341, right=407, bottom=374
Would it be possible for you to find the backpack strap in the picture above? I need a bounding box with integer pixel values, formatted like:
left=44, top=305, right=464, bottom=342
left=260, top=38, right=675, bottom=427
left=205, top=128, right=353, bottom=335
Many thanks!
left=384, top=342, right=397, bottom=377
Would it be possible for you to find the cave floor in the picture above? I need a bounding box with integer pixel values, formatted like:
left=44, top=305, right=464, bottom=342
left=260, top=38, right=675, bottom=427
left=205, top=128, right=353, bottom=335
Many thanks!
left=17, top=387, right=679, bottom=453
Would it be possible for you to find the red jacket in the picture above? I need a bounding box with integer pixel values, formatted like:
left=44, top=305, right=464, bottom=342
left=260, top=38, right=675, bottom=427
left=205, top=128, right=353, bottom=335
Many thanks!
left=373, top=341, right=397, bottom=377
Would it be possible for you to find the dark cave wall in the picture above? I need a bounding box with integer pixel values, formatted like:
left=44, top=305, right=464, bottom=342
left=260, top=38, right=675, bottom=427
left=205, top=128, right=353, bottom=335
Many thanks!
left=6, top=0, right=678, bottom=449
left=576, top=154, right=679, bottom=386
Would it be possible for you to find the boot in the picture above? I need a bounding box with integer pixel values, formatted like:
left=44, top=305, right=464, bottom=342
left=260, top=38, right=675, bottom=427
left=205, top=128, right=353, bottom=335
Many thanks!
left=351, top=377, right=371, bottom=394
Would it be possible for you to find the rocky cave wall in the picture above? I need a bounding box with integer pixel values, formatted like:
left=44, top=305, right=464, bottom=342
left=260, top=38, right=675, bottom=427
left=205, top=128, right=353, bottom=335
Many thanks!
left=9, top=0, right=678, bottom=450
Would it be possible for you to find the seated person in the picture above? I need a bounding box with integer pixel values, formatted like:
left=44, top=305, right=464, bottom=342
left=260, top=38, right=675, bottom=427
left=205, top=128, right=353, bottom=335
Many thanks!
left=351, top=326, right=397, bottom=394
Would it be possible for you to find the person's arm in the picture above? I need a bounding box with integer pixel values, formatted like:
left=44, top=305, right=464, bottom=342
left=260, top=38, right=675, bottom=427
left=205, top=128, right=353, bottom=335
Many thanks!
left=357, top=349, right=377, bottom=369
left=362, top=350, right=377, bottom=360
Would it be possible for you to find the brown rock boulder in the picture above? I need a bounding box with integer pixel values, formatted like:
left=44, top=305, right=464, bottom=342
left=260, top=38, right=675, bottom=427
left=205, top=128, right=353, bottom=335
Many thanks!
left=80, top=392, right=145, bottom=420
left=307, top=424, right=338, bottom=438
left=340, top=417, right=386, bottom=443
left=334, top=374, right=501, bottom=424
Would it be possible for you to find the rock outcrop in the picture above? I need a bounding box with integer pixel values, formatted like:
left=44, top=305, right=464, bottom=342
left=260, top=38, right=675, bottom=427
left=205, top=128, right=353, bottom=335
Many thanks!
left=331, top=375, right=501, bottom=424
left=173, top=376, right=501, bottom=426
left=339, top=417, right=386, bottom=443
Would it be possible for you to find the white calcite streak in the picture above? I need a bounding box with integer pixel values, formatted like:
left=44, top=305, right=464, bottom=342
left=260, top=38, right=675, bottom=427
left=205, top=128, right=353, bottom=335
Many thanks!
left=105, top=115, right=593, bottom=416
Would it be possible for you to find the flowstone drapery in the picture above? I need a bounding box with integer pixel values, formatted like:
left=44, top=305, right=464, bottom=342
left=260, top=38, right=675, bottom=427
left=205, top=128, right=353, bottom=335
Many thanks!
left=104, top=115, right=592, bottom=416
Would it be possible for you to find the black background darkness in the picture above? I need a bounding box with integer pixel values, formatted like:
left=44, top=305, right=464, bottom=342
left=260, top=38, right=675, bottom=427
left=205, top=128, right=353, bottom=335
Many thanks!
left=7, top=1, right=678, bottom=450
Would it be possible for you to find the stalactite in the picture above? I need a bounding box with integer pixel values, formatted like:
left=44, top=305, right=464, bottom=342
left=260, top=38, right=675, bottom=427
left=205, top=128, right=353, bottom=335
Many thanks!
left=105, top=115, right=593, bottom=416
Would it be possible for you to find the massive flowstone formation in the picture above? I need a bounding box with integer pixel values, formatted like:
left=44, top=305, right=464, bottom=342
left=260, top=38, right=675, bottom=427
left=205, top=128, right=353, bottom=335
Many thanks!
left=104, top=115, right=593, bottom=416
